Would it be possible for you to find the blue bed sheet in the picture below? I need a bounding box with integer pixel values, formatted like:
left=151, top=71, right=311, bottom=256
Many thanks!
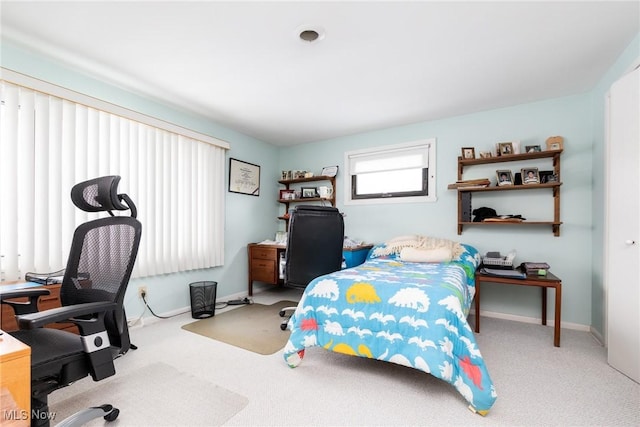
left=283, top=243, right=497, bottom=414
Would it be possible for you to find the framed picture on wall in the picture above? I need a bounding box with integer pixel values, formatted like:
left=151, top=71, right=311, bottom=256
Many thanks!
left=229, top=158, right=260, bottom=196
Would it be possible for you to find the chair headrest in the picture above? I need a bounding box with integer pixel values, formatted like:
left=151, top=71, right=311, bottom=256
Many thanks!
left=71, top=176, right=136, bottom=217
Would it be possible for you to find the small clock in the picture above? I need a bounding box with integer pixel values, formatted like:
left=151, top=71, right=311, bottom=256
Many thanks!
left=321, top=165, right=338, bottom=177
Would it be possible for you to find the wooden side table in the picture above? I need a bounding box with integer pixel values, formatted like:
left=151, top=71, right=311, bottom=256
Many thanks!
left=474, top=270, right=562, bottom=347
left=0, top=330, right=30, bottom=425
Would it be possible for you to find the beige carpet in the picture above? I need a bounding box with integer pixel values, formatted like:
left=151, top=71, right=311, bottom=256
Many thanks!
left=181, top=300, right=297, bottom=355
left=53, top=362, right=248, bottom=426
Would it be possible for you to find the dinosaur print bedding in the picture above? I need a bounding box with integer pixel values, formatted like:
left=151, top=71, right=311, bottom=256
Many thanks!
left=283, top=242, right=497, bottom=414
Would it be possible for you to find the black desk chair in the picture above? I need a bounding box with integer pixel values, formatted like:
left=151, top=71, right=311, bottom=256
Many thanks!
left=279, top=205, right=344, bottom=330
left=0, top=176, right=142, bottom=427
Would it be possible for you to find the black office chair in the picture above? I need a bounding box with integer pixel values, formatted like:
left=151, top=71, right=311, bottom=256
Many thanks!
left=0, top=176, right=142, bottom=427
left=279, top=205, right=344, bottom=330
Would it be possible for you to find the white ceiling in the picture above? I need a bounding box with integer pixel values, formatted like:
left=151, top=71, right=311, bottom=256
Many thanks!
left=1, top=1, right=638, bottom=146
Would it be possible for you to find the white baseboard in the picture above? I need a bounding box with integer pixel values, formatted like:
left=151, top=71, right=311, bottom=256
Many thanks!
left=128, top=289, right=251, bottom=329
left=470, top=308, right=591, bottom=332
left=590, top=326, right=605, bottom=346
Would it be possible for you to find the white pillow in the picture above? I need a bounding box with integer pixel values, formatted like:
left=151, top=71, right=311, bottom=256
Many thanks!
left=400, top=246, right=453, bottom=263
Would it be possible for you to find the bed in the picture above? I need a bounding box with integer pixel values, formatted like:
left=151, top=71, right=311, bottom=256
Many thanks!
left=283, top=236, right=497, bottom=415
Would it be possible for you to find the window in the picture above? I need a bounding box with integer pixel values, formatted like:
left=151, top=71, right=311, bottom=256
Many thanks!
left=0, top=71, right=229, bottom=282
left=344, top=139, right=436, bottom=205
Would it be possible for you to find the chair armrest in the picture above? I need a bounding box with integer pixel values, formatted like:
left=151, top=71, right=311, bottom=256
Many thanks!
left=16, top=301, right=117, bottom=335
left=0, top=288, right=51, bottom=315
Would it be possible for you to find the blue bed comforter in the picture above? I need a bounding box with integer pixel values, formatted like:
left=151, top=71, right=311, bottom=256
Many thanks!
left=283, top=243, right=497, bottom=414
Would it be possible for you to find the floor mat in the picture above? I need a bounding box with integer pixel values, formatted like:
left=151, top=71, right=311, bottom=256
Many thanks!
left=53, top=362, right=248, bottom=426
left=181, top=300, right=297, bottom=355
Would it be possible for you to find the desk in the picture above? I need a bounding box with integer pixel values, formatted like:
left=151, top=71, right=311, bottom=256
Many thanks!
left=0, top=330, right=30, bottom=426
left=247, top=244, right=287, bottom=296
left=0, top=282, right=77, bottom=334
left=247, top=243, right=375, bottom=296
left=475, top=270, right=562, bottom=347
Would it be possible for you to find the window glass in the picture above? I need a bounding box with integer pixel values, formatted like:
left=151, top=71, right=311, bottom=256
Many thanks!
left=344, top=139, right=436, bottom=205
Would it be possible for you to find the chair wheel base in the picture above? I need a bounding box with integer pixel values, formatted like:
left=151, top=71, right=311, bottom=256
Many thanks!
left=104, top=407, right=119, bottom=422
left=280, top=322, right=288, bottom=331
left=279, top=310, right=286, bottom=317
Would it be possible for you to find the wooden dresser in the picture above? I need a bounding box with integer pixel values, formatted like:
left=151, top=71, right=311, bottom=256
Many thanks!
left=1, top=283, right=77, bottom=333
left=247, top=243, right=286, bottom=296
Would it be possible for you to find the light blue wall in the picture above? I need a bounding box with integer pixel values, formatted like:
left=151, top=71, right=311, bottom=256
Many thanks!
left=280, top=94, right=593, bottom=326
left=589, top=34, right=640, bottom=337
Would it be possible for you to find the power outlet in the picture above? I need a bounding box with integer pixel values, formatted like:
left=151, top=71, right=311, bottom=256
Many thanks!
left=138, top=286, right=147, bottom=299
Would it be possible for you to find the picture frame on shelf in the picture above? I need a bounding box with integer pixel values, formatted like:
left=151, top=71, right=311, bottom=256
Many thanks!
left=281, top=170, right=293, bottom=180
left=497, top=142, right=514, bottom=156
left=479, top=151, right=492, bottom=159
left=539, top=170, right=559, bottom=183
left=525, top=145, right=542, bottom=153
left=496, top=169, right=514, bottom=186
left=279, top=189, right=295, bottom=200
left=321, top=165, right=339, bottom=177
left=522, top=167, right=540, bottom=184
left=229, top=158, right=260, bottom=196
left=301, top=187, right=317, bottom=198
left=461, top=147, right=476, bottom=159
left=546, top=136, right=564, bottom=151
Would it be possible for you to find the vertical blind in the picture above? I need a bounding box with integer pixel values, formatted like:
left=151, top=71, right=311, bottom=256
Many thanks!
left=0, top=79, right=227, bottom=282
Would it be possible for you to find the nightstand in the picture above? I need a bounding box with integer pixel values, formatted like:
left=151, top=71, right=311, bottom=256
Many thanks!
left=474, top=270, right=562, bottom=347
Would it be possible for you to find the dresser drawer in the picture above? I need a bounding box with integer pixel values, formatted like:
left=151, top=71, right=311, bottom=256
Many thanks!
left=251, top=259, right=276, bottom=283
left=251, top=247, right=278, bottom=261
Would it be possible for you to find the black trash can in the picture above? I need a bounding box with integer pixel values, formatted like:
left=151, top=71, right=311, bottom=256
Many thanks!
left=189, top=281, right=217, bottom=319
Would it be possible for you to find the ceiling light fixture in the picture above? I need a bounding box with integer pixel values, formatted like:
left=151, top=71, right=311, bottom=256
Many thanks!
left=297, top=26, right=325, bottom=43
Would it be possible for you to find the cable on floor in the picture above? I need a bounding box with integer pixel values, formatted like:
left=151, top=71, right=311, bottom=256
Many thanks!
left=142, top=293, right=189, bottom=319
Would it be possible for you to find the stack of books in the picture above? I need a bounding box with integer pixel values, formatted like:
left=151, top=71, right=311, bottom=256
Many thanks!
left=520, top=262, right=550, bottom=275
left=447, top=178, right=491, bottom=189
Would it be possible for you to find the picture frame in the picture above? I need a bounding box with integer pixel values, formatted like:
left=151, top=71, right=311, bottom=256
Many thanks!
left=539, top=170, right=559, bottom=184
left=461, top=147, right=476, bottom=159
left=322, top=165, right=339, bottom=177
left=521, top=167, right=540, bottom=185
left=496, top=169, right=514, bottom=186
left=279, top=189, right=295, bottom=200
left=301, top=187, right=317, bottom=198
left=479, top=151, right=492, bottom=159
left=229, top=158, right=260, bottom=196
left=498, top=142, right=514, bottom=156
left=525, top=145, right=542, bottom=153
left=546, top=136, right=564, bottom=151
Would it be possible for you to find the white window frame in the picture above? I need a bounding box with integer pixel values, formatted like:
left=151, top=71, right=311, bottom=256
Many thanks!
left=344, top=139, right=437, bottom=206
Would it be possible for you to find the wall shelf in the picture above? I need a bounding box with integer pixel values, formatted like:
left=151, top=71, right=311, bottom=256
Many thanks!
left=278, top=175, right=336, bottom=226
left=453, top=149, right=563, bottom=236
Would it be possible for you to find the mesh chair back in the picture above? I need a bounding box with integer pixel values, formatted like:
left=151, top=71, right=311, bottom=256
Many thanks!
left=71, top=175, right=131, bottom=213
left=285, top=205, right=344, bottom=288
left=60, top=176, right=142, bottom=352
